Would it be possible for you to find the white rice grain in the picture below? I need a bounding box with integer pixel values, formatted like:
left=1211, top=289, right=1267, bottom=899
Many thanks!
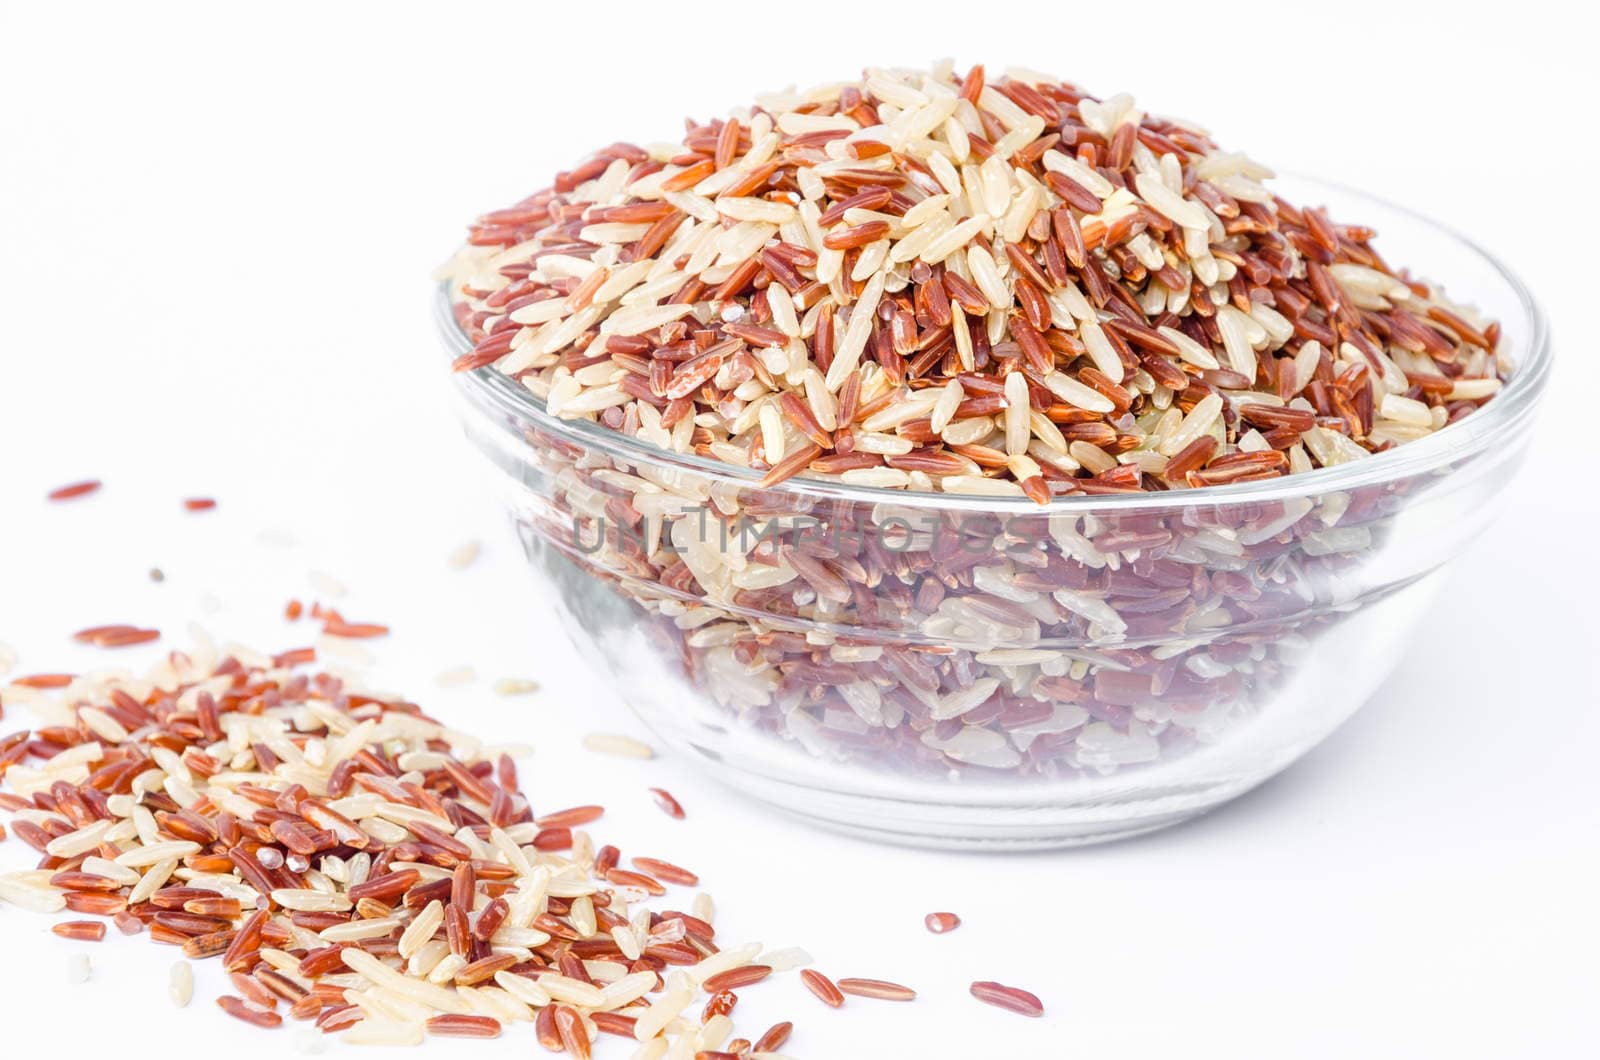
left=582, top=733, right=655, bottom=760
left=170, top=962, right=194, bottom=1007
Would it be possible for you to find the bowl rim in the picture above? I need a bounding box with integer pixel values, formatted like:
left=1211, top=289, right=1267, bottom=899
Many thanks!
left=437, top=173, right=1552, bottom=513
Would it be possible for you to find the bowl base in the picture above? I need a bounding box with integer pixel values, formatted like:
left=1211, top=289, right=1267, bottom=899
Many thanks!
left=689, top=753, right=1264, bottom=851
left=761, top=805, right=1198, bottom=851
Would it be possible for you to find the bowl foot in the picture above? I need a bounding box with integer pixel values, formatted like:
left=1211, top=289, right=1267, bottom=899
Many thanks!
left=695, top=761, right=1263, bottom=851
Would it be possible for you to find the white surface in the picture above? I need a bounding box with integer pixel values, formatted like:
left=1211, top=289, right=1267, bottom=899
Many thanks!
left=1, top=2, right=1596, bottom=1056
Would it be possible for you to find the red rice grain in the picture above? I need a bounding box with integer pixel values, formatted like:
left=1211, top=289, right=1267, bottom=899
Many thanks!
left=702, top=989, right=738, bottom=1021
left=46, top=480, right=101, bottom=502
left=254, top=969, right=308, bottom=1004
left=754, top=1021, right=794, bottom=1051
left=229, top=971, right=280, bottom=1010
left=315, top=1005, right=362, bottom=1034
left=648, top=786, right=686, bottom=819
left=64, top=893, right=127, bottom=916
left=51, top=920, right=107, bottom=942
left=217, top=995, right=283, bottom=1028
left=535, top=804, right=605, bottom=828
left=631, top=856, right=699, bottom=886
left=287, top=995, right=322, bottom=1021
left=837, top=977, right=917, bottom=1001
left=970, top=979, right=1045, bottom=1017
left=96, top=628, right=161, bottom=648
left=700, top=964, right=772, bottom=993
left=591, top=1011, right=637, bottom=1037
left=14, top=673, right=74, bottom=689
left=425, top=1014, right=503, bottom=1039
left=71, top=625, right=160, bottom=649
left=925, top=911, right=961, bottom=934
left=533, top=1005, right=562, bottom=1049
left=800, top=968, right=845, bottom=1008
left=554, top=1003, right=591, bottom=1059
left=319, top=619, right=389, bottom=638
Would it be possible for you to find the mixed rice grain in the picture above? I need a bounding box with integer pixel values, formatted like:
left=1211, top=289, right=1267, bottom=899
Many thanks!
left=0, top=640, right=786, bottom=1052
left=444, top=62, right=1507, bottom=500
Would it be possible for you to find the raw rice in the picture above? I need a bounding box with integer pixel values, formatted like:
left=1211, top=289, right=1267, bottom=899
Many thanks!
left=52, top=920, right=107, bottom=942
left=47, top=480, right=101, bottom=502
left=581, top=732, right=656, bottom=759
left=648, top=787, right=686, bottom=820
left=434, top=664, right=476, bottom=687
left=0, top=636, right=786, bottom=1051
left=837, top=977, right=917, bottom=1001
left=800, top=968, right=845, bottom=1008
left=446, top=62, right=1506, bottom=501
left=970, top=979, right=1044, bottom=1017
left=446, top=540, right=482, bottom=569
left=170, top=962, right=195, bottom=1007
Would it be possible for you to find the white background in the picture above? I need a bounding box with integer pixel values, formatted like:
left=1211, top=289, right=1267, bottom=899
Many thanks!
left=2, top=2, right=1596, bottom=1056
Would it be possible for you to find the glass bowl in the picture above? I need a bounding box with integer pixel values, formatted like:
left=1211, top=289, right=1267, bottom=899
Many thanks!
left=437, top=175, right=1549, bottom=849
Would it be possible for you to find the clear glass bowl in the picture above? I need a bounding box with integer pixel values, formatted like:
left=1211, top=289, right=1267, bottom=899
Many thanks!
left=438, top=175, right=1550, bottom=849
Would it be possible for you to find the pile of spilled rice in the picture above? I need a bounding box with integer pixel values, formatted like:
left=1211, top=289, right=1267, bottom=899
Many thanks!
left=0, top=634, right=805, bottom=1055
left=0, top=628, right=1043, bottom=1055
